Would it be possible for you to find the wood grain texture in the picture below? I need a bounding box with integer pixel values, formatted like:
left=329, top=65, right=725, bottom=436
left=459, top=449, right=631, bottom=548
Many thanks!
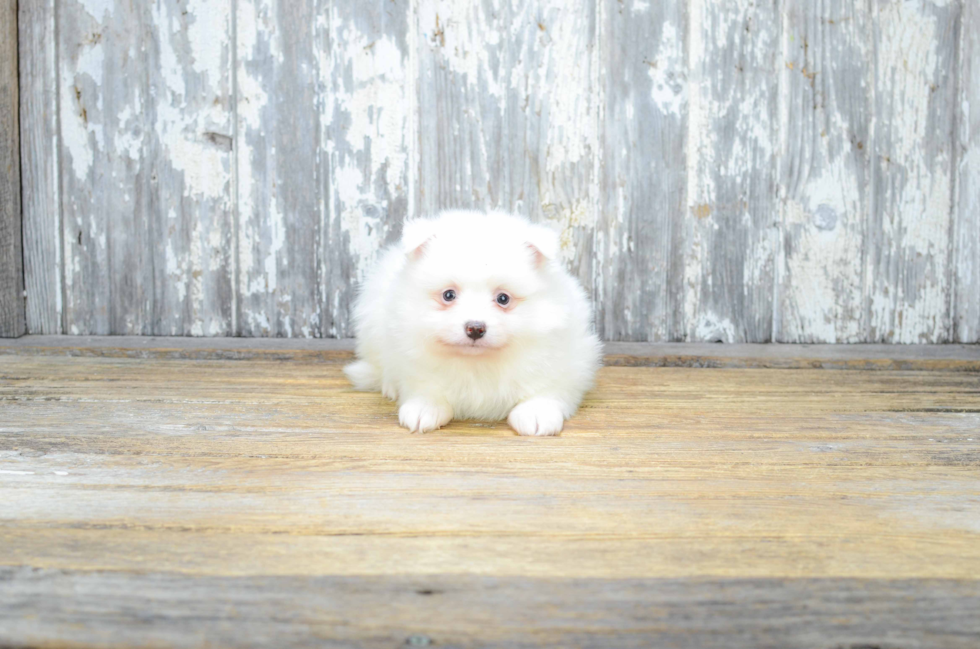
left=954, top=0, right=979, bottom=343
left=0, top=0, right=25, bottom=338
left=0, top=351, right=979, bottom=646
left=318, top=0, right=413, bottom=338
left=867, top=0, right=959, bottom=343
left=18, top=0, right=62, bottom=335
left=595, top=0, right=686, bottom=341
left=777, top=0, right=872, bottom=343
left=682, top=0, right=779, bottom=343
left=3, top=572, right=979, bottom=649
left=416, top=0, right=597, bottom=290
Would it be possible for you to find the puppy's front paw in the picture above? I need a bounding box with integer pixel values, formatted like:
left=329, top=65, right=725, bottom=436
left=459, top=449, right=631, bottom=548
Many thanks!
left=508, top=398, right=566, bottom=437
left=398, top=398, right=453, bottom=433
left=381, top=380, right=398, bottom=401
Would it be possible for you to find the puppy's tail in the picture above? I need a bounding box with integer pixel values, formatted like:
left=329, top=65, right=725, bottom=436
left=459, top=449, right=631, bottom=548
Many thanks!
left=344, top=360, right=382, bottom=391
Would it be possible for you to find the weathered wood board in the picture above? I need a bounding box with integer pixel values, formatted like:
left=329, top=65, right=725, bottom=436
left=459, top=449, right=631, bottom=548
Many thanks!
left=3, top=571, right=979, bottom=649
left=682, top=0, right=780, bottom=343
left=1, top=349, right=979, bottom=646
left=54, top=0, right=236, bottom=336
left=955, top=0, right=980, bottom=343
left=18, top=0, right=61, bottom=335
left=1, top=0, right=25, bottom=338
left=595, top=0, right=686, bottom=342
left=15, top=0, right=980, bottom=341
left=777, top=0, right=871, bottom=343
left=236, top=0, right=319, bottom=337
left=867, top=0, right=959, bottom=343
left=319, top=0, right=414, bottom=338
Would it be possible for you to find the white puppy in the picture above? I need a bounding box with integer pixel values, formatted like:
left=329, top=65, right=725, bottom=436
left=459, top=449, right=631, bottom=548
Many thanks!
left=345, top=210, right=602, bottom=436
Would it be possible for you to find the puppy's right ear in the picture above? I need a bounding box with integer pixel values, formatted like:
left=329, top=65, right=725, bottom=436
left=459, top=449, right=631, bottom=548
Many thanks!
left=524, top=223, right=560, bottom=269
left=401, top=218, right=437, bottom=261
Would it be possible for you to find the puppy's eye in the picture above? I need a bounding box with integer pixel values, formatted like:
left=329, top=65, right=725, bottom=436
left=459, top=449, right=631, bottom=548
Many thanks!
left=442, top=289, right=457, bottom=302
left=496, top=292, right=511, bottom=306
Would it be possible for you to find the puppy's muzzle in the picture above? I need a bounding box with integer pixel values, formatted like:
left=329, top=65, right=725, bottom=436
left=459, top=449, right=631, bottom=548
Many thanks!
left=465, top=321, right=487, bottom=340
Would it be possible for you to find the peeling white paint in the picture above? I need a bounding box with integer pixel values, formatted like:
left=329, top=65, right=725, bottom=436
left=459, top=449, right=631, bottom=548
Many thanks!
left=781, top=126, right=866, bottom=343
left=325, top=6, right=411, bottom=281
left=61, top=34, right=105, bottom=180
left=531, top=0, right=596, bottom=273
left=154, top=1, right=231, bottom=201
left=186, top=0, right=229, bottom=84
left=694, top=313, right=737, bottom=343
left=264, top=200, right=285, bottom=294
left=165, top=241, right=185, bottom=302
left=876, top=1, right=940, bottom=162
left=168, top=135, right=229, bottom=199
left=114, top=103, right=142, bottom=162
left=869, top=0, right=955, bottom=342
left=683, top=0, right=779, bottom=341
left=684, top=0, right=715, bottom=335
left=648, top=21, right=686, bottom=117
left=79, top=0, right=113, bottom=22
left=420, top=0, right=503, bottom=98
left=539, top=2, right=594, bottom=169
left=236, top=0, right=274, bottom=309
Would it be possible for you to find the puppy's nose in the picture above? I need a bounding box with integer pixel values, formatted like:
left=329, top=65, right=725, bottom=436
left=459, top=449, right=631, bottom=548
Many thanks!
left=465, top=321, right=487, bottom=340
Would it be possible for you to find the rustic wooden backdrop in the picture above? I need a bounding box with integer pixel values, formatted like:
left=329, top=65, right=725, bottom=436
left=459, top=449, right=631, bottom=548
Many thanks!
left=15, top=0, right=980, bottom=342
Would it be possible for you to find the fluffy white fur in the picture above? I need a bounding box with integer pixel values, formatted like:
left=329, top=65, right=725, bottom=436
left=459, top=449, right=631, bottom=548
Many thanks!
left=345, top=210, right=602, bottom=436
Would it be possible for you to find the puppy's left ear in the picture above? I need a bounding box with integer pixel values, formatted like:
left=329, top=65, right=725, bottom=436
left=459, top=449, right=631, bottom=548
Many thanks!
left=402, top=218, right=438, bottom=260
left=525, top=223, right=560, bottom=269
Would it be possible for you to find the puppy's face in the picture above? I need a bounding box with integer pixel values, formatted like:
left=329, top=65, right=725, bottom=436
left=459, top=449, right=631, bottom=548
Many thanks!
left=397, top=219, right=564, bottom=357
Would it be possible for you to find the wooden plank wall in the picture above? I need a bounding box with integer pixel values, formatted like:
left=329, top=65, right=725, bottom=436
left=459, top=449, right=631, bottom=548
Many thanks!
left=1, top=0, right=25, bottom=337
left=16, top=0, right=980, bottom=342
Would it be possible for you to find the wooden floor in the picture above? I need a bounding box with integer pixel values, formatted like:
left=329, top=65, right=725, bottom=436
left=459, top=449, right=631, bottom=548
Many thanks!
left=2, top=338, right=979, bottom=648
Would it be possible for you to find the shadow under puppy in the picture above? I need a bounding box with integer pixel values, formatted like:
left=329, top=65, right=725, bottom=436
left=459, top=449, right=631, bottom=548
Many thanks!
left=345, top=210, right=601, bottom=436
